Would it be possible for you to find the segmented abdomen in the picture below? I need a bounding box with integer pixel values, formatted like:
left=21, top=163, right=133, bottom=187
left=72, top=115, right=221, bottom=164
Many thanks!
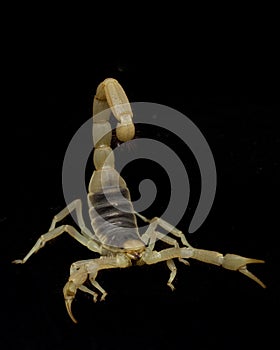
left=88, top=188, right=140, bottom=248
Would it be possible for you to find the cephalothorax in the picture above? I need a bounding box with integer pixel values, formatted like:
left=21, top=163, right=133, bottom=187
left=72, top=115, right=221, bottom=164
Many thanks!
left=13, top=78, right=266, bottom=323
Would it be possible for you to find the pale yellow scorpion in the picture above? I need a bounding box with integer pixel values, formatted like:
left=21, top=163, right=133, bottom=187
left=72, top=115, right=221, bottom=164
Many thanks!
left=13, top=78, right=266, bottom=323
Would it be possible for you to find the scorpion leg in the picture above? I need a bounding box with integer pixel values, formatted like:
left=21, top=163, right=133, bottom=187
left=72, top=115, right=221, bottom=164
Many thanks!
left=142, top=225, right=189, bottom=265
left=13, top=225, right=100, bottom=264
left=48, top=198, right=99, bottom=243
left=13, top=198, right=101, bottom=262
left=138, top=214, right=190, bottom=268
left=141, top=225, right=189, bottom=289
left=141, top=247, right=194, bottom=290
left=69, top=260, right=99, bottom=302
left=136, top=213, right=193, bottom=248
left=159, top=233, right=190, bottom=267
left=140, top=218, right=158, bottom=249
left=89, top=272, right=108, bottom=301
left=86, top=254, right=131, bottom=302
left=140, top=219, right=190, bottom=289
left=166, top=259, right=177, bottom=291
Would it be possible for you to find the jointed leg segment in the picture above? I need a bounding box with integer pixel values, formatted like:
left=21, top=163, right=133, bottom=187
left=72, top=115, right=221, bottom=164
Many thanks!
left=137, top=213, right=193, bottom=248
left=12, top=225, right=92, bottom=264
left=139, top=215, right=190, bottom=290
left=166, top=259, right=177, bottom=291
left=48, top=199, right=99, bottom=243
left=13, top=200, right=101, bottom=265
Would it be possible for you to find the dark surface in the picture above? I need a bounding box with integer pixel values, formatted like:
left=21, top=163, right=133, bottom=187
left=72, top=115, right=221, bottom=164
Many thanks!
left=2, top=14, right=279, bottom=350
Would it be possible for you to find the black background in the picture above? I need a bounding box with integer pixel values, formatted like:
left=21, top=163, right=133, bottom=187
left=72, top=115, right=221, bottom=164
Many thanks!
left=2, top=7, right=279, bottom=350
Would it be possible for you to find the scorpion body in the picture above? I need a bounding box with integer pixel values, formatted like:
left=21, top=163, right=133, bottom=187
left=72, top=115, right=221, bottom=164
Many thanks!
left=88, top=188, right=141, bottom=252
left=88, top=78, right=145, bottom=256
left=13, top=78, right=266, bottom=323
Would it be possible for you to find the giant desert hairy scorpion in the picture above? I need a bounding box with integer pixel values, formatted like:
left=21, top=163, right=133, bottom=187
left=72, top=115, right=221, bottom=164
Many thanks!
left=13, top=78, right=266, bottom=323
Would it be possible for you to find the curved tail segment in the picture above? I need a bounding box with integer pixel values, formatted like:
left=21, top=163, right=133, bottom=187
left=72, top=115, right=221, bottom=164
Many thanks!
left=93, top=78, right=135, bottom=143
left=88, top=78, right=141, bottom=250
left=90, top=78, right=135, bottom=190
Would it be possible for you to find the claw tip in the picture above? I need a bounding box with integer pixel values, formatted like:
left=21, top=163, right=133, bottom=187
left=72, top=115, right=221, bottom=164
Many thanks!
left=65, top=299, right=78, bottom=324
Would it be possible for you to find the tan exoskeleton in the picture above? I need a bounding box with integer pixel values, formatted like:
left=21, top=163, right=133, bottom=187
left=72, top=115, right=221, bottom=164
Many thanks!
left=13, top=78, right=266, bottom=323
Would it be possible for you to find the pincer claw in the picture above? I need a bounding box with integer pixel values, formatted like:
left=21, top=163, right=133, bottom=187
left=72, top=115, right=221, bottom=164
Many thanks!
left=65, top=298, right=78, bottom=324
left=63, top=281, right=78, bottom=323
left=222, top=254, right=266, bottom=288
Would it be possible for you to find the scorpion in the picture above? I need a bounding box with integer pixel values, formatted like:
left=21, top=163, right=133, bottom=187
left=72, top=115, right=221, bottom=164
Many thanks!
left=13, top=78, right=266, bottom=323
